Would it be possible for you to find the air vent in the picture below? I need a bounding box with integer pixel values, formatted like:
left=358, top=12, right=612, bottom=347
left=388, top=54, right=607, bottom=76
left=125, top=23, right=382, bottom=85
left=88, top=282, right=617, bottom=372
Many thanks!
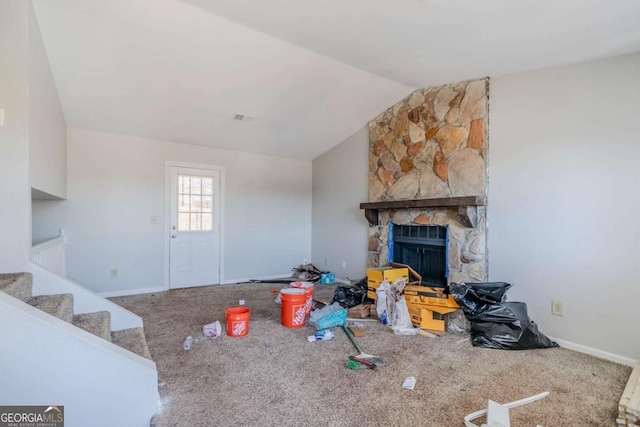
left=233, top=113, right=254, bottom=122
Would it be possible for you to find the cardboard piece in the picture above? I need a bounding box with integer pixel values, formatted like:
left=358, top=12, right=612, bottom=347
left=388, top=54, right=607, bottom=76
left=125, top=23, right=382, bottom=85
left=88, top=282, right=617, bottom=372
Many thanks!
left=348, top=327, right=365, bottom=337
left=348, top=304, right=371, bottom=319
left=370, top=304, right=378, bottom=319
left=366, top=267, right=409, bottom=300
left=407, top=303, right=458, bottom=332
left=403, top=285, right=459, bottom=308
left=390, top=262, right=422, bottom=286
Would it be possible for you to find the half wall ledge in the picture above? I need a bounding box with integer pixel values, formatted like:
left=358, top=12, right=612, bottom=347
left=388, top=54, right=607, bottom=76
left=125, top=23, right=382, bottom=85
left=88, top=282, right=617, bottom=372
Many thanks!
left=360, top=196, right=487, bottom=228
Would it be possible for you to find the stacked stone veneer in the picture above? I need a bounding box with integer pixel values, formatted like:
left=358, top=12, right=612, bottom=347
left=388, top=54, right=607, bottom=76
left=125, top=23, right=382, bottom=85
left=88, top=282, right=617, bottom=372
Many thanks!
left=367, top=78, right=489, bottom=284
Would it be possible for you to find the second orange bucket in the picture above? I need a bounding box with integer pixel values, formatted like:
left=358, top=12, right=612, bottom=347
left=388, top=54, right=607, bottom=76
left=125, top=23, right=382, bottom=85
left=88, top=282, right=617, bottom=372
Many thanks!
left=280, top=288, right=307, bottom=328
left=290, top=281, right=314, bottom=316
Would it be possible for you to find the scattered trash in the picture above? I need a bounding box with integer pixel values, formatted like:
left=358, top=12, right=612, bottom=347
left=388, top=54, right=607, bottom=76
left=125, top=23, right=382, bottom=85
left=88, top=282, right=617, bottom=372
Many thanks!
left=347, top=326, right=365, bottom=337
left=183, top=335, right=194, bottom=350
left=451, top=283, right=557, bottom=350
left=331, top=278, right=367, bottom=308
left=341, top=325, right=387, bottom=367
left=463, top=391, right=549, bottom=427
left=270, top=288, right=279, bottom=293
left=309, top=302, right=348, bottom=330
left=346, top=320, right=364, bottom=328
left=455, top=338, right=468, bottom=344
left=238, top=299, right=245, bottom=306
left=203, top=320, right=222, bottom=339
left=292, top=262, right=322, bottom=282
left=402, top=376, right=416, bottom=390
left=347, top=303, right=371, bottom=318
left=307, top=329, right=335, bottom=342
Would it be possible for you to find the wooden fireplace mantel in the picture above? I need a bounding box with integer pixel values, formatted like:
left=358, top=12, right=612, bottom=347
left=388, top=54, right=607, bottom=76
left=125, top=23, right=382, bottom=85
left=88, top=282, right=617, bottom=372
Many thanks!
left=359, top=196, right=486, bottom=228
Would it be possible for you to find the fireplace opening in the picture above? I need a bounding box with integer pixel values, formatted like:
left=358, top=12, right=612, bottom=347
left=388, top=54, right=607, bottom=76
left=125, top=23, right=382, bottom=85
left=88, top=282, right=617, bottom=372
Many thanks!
left=391, top=224, right=447, bottom=287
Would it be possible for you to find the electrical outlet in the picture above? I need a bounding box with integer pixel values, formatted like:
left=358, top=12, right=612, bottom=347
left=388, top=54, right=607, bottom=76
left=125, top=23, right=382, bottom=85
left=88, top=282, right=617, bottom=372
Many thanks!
left=341, top=260, right=346, bottom=269
left=551, top=300, right=564, bottom=316
left=110, top=268, right=118, bottom=278
left=324, top=257, right=328, bottom=266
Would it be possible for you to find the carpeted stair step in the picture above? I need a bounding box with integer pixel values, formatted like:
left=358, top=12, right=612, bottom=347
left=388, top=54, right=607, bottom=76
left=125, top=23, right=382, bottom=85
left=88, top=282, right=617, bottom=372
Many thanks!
left=73, top=311, right=112, bottom=342
left=28, top=293, right=74, bottom=323
left=0, top=273, right=33, bottom=302
left=112, top=327, right=152, bottom=360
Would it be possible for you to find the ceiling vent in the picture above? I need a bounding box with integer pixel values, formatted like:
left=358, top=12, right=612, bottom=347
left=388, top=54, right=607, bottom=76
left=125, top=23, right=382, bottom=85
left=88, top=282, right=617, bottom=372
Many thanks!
left=233, top=113, right=254, bottom=122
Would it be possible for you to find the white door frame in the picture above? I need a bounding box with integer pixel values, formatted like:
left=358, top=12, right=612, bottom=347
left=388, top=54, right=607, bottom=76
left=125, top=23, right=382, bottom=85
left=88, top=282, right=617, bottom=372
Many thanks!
left=163, top=161, right=225, bottom=290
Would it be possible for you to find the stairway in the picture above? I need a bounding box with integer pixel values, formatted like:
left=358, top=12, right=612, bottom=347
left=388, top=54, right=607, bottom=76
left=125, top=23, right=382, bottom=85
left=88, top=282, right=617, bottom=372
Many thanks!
left=0, top=272, right=151, bottom=360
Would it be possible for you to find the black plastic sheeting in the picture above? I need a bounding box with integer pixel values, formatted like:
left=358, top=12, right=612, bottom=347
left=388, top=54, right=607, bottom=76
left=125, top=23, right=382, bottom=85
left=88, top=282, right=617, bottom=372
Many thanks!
left=450, top=282, right=558, bottom=350
left=331, top=278, right=367, bottom=309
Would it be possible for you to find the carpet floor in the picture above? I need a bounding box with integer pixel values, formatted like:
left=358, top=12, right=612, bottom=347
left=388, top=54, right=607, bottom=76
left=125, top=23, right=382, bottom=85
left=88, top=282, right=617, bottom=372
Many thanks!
left=111, top=282, right=631, bottom=427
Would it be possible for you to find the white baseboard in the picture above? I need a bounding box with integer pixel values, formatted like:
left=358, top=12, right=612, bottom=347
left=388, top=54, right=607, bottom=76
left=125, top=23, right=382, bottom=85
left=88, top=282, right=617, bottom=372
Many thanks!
left=549, top=336, right=636, bottom=367
left=99, top=286, right=166, bottom=298
left=222, top=273, right=293, bottom=285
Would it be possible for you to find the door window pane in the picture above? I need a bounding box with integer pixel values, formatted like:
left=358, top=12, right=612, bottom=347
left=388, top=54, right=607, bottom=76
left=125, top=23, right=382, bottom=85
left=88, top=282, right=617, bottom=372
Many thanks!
left=177, top=174, right=214, bottom=231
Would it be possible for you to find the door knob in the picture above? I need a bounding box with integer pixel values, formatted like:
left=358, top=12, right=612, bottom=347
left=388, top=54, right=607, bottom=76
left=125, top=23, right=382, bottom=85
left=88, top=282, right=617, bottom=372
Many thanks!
left=171, top=234, right=177, bottom=239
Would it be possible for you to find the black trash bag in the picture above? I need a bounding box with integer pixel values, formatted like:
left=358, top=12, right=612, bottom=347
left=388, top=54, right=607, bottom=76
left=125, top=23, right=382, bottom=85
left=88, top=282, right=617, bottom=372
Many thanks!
left=450, top=282, right=512, bottom=317
left=469, top=302, right=558, bottom=350
left=331, top=278, right=367, bottom=309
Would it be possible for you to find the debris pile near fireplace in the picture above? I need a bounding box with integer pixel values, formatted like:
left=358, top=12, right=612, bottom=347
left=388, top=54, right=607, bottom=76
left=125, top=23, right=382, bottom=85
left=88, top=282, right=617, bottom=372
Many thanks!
left=450, top=282, right=558, bottom=350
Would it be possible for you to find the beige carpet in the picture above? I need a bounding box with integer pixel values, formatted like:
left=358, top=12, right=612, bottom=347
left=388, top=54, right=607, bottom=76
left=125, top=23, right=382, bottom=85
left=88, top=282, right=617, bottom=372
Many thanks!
left=111, top=283, right=630, bottom=427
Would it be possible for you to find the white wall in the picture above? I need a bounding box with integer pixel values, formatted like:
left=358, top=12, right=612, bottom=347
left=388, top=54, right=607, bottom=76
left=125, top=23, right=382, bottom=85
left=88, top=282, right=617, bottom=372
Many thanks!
left=28, top=3, right=67, bottom=199
left=32, top=199, right=66, bottom=244
left=311, top=126, right=369, bottom=280
left=489, top=52, right=640, bottom=360
left=0, top=1, right=31, bottom=273
left=65, top=128, right=311, bottom=294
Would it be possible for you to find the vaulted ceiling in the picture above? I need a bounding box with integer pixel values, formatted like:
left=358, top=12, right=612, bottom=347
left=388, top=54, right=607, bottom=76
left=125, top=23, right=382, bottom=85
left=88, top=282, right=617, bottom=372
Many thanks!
left=33, top=0, right=640, bottom=159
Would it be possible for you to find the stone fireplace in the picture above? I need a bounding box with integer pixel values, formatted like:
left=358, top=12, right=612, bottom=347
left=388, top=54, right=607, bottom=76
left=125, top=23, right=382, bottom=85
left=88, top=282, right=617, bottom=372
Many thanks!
left=362, top=78, right=489, bottom=285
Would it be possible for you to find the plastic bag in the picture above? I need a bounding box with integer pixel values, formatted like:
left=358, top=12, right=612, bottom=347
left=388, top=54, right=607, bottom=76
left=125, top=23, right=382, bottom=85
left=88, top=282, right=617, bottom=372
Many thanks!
left=391, top=297, right=417, bottom=335
left=450, top=282, right=512, bottom=317
left=376, top=282, right=391, bottom=325
left=469, top=302, right=557, bottom=350
left=309, top=302, right=347, bottom=330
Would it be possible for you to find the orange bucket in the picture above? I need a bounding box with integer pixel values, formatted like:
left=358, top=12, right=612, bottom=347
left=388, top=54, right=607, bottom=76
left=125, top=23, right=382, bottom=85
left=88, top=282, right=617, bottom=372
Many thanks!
left=280, top=288, right=307, bottom=328
left=226, top=306, right=250, bottom=337
left=290, top=281, right=314, bottom=316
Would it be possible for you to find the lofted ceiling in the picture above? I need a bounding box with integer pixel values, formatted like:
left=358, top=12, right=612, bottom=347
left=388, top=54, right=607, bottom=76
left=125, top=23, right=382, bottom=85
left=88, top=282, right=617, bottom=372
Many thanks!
left=33, top=0, right=640, bottom=160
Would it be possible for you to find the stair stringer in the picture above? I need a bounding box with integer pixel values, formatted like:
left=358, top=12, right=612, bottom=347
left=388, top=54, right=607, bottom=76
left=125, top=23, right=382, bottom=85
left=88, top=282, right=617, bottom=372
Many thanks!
left=0, top=292, right=160, bottom=427
left=28, top=262, right=142, bottom=331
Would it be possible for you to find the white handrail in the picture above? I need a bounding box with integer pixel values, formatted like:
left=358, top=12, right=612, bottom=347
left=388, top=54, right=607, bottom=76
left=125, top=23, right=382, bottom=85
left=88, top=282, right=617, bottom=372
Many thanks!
left=31, top=229, right=67, bottom=277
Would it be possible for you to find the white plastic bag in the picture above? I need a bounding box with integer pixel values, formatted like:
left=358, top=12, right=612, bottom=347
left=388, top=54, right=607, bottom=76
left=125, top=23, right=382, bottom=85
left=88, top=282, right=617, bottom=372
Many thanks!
left=203, top=320, right=222, bottom=339
left=376, top=282, right=392, bottom=325
left=391, top=297, right=417, bottom=335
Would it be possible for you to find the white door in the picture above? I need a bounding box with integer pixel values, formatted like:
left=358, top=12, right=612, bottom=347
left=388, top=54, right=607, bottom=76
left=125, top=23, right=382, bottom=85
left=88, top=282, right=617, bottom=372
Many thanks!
left=169, top=166, right=221, bottom=288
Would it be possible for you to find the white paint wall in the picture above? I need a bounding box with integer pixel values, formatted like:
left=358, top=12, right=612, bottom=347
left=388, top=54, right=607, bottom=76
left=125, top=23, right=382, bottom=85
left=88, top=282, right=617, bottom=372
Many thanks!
left=489, top=52, right=640, bottom=359
left=28, top=3, right=67, bottom=199
left=0, top=1, right=31, bottom=273
left=311, top=126, right=369, bottom=280
left=32, top=199, right=67, bottom=244
left=65, top=128, right=311, bottom=294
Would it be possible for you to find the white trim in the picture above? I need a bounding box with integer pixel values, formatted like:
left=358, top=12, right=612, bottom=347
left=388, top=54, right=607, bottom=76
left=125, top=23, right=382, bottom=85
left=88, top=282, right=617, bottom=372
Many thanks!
left=222, top=273, right=293, bottom=285
left=164, top=161, right=226, bottom=172
left=163, top=161, right=226, bottom=290
left=549, top=336, right=636, bottom=367
left=98, top=286, right=167, bottom=298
